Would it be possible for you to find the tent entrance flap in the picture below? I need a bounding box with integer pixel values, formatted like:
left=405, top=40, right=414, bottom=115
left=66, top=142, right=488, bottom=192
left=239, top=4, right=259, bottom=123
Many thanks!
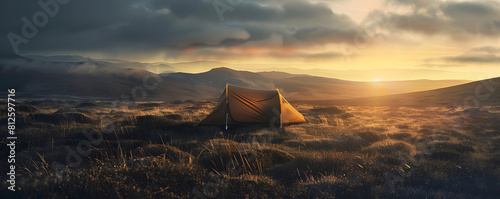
left=199, top=84, right=306, bottom=126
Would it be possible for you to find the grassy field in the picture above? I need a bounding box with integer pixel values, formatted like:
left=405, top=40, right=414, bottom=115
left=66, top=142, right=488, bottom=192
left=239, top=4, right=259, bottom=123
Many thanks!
left=1, top=100, right=500, bottom=198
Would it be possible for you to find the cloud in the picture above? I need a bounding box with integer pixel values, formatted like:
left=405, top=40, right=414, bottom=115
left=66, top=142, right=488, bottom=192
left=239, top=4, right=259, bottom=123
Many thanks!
left=422, top=46, right=500, bottom=66
left=383, top=1, right=500, bottom=38
left=302, top=51, right=347, bottom=62
left=442, top=54, right=500, bottom=64
left=470, top=46, right=500, bottom=54
left=416, top=63, right=462, bottom=68
left=388, top=0, right=440, bottom=11
left=0, top=0, right=359, bottom=60
left=267, top=51, right=346, bottom=62
left=389, top=14, right=446, bottom=35
left=445, top=45, right=500, bottom=64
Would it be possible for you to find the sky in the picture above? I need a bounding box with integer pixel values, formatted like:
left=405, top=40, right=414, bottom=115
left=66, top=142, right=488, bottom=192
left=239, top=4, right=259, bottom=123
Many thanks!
left=1, top=0, right=500, bottom=81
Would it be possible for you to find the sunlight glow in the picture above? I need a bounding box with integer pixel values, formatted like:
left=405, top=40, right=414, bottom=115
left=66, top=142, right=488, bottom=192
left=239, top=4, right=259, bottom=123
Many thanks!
left=373, top=78, right=381, bottom=82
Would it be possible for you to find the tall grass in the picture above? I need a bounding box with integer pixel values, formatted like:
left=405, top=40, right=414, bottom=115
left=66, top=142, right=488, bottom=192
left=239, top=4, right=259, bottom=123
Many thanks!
left=3, top=101, right=500, bottom=198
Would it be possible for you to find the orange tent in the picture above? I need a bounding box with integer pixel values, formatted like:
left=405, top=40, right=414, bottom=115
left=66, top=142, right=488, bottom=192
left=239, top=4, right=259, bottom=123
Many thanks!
left=199, top=84, right=306, bottom=128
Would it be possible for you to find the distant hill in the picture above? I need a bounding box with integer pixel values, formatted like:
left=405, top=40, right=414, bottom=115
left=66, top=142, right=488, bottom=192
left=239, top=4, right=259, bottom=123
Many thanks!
left=0, top=56, right=479, bottom=102
left=257, top=71, right=307, bottom=79
left=303, top=78, right=500, bottom=106
left=162, top=60, right=484, bottom=81
left=161, top=67, right=472, bottom=101
left=262, top=67, right=480, bottom=82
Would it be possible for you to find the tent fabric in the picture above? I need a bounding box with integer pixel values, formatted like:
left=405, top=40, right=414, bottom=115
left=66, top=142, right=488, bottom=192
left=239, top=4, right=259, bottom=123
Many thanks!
left=199, top=84, right=306, bottom=127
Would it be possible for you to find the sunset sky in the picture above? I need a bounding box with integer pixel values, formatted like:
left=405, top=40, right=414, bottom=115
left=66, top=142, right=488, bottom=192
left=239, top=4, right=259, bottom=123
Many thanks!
left=2, top=0, right=500, bottom=80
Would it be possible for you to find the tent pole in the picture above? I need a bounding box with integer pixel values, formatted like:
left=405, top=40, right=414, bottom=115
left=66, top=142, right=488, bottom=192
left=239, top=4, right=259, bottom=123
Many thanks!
left=225, top=83, right=229, bottom=130
left=277, top=89, right=283, bottom=129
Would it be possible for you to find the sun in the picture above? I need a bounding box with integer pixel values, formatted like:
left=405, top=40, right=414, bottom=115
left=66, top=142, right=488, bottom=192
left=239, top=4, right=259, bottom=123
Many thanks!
left=373, top=78, right=381, bottom=82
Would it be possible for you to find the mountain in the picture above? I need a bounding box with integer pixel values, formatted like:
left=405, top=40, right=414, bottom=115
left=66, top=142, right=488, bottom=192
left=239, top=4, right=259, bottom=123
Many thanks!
left=163, top=60, right=484, bottom=81
left=160, top=67, right=473, bottom=101
left=0, top=56, right=483, bottom=103
left=3, top=56, right=491, bottom=81
left=303, top=78, right=500, bottom=106
left=169, top=61, right=229, bottom=73
left=257, top=71, right=307, bottom=79
left=261, top=67, right=480, bottom=82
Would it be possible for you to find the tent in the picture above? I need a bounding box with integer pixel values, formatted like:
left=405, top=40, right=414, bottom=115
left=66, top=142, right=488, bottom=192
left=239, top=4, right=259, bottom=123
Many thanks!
left=199, top=84, right=306, bottom=129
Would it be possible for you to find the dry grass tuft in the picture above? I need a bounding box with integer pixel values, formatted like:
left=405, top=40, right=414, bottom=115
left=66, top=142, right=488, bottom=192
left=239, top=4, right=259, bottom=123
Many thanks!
left=362, top=140, right=415, bottom=155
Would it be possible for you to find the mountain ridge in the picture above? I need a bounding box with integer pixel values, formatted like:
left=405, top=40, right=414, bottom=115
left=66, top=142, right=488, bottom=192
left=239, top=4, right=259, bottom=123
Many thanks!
left=300, top=77, right=500, bottom=106
left=0, top=56, right=487, bottom=104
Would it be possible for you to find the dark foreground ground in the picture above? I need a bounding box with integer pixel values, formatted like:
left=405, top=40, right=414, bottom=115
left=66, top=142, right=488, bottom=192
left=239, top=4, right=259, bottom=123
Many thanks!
left=1, top=99, right=500, bottom=198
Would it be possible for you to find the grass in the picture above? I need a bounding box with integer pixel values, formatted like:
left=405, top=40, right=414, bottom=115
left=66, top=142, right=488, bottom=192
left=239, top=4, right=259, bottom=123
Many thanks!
left=1, top=100, right=500, bottom=198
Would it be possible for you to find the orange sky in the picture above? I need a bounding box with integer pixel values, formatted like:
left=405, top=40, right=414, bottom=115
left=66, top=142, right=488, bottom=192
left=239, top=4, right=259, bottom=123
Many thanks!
left=131, top=0, right=500, bottom=81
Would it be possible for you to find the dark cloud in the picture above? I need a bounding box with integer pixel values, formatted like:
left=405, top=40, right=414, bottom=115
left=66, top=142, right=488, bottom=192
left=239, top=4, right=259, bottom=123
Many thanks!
left=390, top=14, right=445, bottom=35
left=384, top=1, right=500, bottom=38
left=1, top=0, right=358, bottom=59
